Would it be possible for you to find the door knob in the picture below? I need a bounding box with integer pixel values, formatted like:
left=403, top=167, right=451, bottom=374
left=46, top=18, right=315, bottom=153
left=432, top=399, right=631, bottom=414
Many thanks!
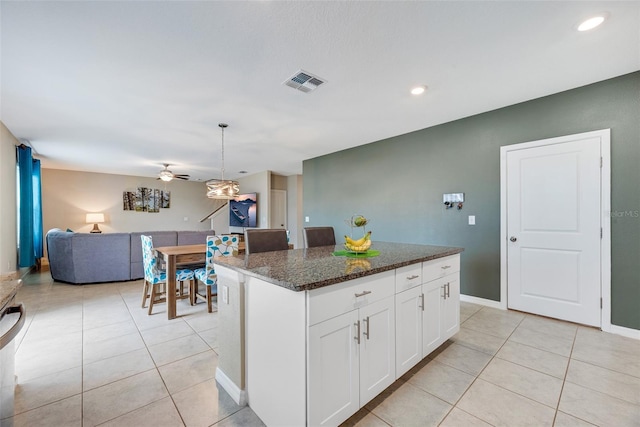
left=510, top=236, right=517, bottom=242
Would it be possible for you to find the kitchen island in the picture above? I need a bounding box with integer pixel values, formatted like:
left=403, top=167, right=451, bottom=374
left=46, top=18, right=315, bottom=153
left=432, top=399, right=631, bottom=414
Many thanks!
left=213, top=242, right=463, bottom=427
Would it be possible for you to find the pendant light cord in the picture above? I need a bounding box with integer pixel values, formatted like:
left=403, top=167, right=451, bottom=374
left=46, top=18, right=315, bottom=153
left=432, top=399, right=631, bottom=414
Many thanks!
left=219, top=123, right=228, bottom=181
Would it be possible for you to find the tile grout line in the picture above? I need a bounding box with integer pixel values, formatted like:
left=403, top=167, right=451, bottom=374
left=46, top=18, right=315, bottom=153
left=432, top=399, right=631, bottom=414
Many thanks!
left=124, top=282, right=187, bottom=426
left=438, top=307, right=528, bottom=426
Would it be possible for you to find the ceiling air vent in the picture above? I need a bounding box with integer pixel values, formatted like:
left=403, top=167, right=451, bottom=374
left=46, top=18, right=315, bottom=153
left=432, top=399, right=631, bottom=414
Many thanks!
left=284, top=70, right=326, bottom=93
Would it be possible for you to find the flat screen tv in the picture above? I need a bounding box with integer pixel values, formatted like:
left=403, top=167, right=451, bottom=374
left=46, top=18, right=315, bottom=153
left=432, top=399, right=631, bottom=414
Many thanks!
left=229, top=193, right=258, bottom=228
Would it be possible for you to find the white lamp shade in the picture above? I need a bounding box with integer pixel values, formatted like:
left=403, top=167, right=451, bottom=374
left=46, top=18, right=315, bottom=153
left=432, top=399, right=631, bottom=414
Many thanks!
left=86, top=213, right=105, bottom=224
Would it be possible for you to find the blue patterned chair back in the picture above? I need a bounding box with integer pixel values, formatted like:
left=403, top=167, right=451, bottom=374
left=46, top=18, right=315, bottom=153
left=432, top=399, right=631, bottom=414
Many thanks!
left=205, top=235, right=239, bottom=278
left=141, top=234, right=160, bottom=283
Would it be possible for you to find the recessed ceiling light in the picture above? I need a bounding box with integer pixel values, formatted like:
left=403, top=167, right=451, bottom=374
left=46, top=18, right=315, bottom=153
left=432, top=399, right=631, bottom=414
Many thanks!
left=577, top=15, right=607, bottom=32
left=411, top=85, right=427, bottom=95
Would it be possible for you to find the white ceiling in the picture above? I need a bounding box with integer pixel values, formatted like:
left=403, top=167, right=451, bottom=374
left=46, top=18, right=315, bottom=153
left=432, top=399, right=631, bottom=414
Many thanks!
left=1, top=1, right=639, bottom=182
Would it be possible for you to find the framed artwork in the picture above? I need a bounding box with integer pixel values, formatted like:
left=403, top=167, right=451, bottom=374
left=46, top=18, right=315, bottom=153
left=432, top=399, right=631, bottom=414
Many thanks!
left=123, top=188, right=170, bottom=211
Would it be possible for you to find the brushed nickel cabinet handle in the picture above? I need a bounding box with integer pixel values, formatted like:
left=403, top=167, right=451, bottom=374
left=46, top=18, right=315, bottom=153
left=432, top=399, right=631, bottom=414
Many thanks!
left=406, top=275, right=419, bottom=280
left=354, top=290, right=372, bottom=298
left=363, top=316, right=370, bottom=340
left=354, top=320, right=361, bottom=344
left=419, top=293, right=425, bottom=311
left=441, top=265, right=451, bottom=270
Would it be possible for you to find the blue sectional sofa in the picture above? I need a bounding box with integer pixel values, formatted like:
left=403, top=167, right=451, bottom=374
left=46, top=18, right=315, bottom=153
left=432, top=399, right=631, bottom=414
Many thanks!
left=46, top=229, right=213, bottom=284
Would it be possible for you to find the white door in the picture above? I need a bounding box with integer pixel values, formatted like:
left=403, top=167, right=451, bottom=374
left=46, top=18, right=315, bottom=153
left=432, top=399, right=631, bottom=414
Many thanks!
left=422, top=280, right=443, bottom=355
left=270, top=189, right=287, bottom=229
left=506, top=134, right=603, bottom=326
left=441, top=275, right=460, bottom=337
left=395, top=286, right=423, bottom=377
left=308, top=310, right=359, bottom=426
left=359, top=297, right=395, bottom=405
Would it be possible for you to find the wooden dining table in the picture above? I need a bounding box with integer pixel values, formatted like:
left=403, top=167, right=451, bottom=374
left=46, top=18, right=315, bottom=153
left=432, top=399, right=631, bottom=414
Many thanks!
left=154, top=242, right=248, bottom=319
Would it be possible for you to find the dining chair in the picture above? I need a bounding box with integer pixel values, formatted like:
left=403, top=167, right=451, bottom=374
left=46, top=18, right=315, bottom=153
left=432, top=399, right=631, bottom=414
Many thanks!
left=303, top=226, right=336, bottom=248
left=140, top=235, right=195, bottom=315
left=244, top=229, right=289, bottom=254
left=192, top=235, right=239, bottom=313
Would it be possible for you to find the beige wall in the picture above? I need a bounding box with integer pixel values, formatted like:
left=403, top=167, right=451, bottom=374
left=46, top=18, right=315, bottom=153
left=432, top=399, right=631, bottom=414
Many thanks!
left=0, top=122, right=18, bottom=277
left=42, top=169, right=217, bottom=248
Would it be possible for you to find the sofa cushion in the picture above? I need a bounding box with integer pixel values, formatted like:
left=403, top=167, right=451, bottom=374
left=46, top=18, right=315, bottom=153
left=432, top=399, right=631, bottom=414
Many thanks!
left=130, top=231, right=178, bottom=280
left=177, top=230, right=214, bottom=246
left=72, top=233, right=131, bottom=283
left=46, top=230, right=131, bottom=284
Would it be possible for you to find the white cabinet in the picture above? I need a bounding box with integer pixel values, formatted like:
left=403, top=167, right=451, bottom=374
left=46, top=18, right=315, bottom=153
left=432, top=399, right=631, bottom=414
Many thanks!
left=308, top=272, right=396, bottom=427
left=395, top=255, right=460, bottom=377
left=308, top=310, right=359, bottom=427
left=358, top=297, right=395, bottom=404
left=422, top=275, right=460, bottom=356
left=395, top=285, right=423, bottom=375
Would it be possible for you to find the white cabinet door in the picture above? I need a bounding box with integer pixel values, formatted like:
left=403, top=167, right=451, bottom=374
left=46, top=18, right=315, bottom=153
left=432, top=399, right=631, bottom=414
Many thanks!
left=395, top=286, right=423, bottom=377
left=442, top=275, right=460, bottom=338
left=422, top=278, right=445, bottom=356
left=309, top=310, right=360, bottom=427
left=359, top=297, right=395, bottom=405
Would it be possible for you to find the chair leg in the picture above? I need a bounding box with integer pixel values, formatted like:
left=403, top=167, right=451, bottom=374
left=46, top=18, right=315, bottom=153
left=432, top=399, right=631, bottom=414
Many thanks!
left=148, top=284, right=156, bottom=315
left=142, top=280, right=149, bottom=308
left=190, top=280, right=196, bottom=306
left=206, top=286, right=212, bottom=313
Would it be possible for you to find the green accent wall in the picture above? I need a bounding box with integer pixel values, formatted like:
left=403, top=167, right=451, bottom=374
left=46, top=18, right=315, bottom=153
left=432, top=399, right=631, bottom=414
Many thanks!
left=303, top=71, right=640, bottom=330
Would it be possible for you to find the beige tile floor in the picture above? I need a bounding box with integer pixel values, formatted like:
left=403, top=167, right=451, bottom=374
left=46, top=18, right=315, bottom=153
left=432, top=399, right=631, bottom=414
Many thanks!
left=4, top=271, right=640, bottom=426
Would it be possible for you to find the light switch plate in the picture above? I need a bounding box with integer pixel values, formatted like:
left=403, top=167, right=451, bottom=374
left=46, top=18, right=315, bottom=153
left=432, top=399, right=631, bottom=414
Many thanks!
left=305, top=216, right=310, bottom=222
left=468, top=215, right=476, bottom=225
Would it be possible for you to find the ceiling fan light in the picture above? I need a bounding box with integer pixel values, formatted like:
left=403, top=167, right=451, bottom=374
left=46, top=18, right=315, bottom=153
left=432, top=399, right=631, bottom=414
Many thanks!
left=159, top=170, right=173, bottom=181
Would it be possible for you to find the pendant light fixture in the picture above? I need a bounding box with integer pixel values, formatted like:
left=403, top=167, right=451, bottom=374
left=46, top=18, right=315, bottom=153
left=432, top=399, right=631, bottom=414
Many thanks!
left=206, top=123, right=240, bottom=199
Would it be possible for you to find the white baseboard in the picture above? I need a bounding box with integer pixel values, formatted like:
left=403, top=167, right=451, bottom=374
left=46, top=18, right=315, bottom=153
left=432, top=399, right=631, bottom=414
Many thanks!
left=609, top=324, right=640, bottom=340
left=460, top=294, right=503, bottom=309
left=460, top=295, right=639, bottom=341
left=215, top=367, right=247, bottom=406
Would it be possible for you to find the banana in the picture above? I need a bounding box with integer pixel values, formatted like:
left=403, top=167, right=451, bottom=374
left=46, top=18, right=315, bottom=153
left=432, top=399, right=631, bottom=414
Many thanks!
left=345, top=239, right=372, bottom=252
left=344, top=231, right=372, bottom=246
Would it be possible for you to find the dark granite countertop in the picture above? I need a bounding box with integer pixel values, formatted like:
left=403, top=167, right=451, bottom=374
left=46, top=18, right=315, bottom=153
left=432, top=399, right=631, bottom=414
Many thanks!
left=1, top=280, right=21, bottom=311
left=213, top=241, right=463, bottom=292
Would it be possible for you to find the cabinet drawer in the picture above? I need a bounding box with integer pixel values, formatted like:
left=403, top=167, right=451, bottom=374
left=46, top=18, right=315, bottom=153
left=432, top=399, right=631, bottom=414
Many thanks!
left=308, top=270, right=395, bottom=326
left=395, top=264, right=422, bottom=293
left=422, top=255, right=460, bottom=283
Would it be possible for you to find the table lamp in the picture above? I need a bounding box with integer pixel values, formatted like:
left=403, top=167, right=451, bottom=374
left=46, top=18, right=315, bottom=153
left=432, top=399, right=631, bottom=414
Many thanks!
left=86, top=213, right=105, bottom=233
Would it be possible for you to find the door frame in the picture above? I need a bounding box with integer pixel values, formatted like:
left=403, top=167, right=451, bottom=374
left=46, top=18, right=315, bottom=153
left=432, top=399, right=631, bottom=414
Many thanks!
left=499, top=129, right=611, bottom=331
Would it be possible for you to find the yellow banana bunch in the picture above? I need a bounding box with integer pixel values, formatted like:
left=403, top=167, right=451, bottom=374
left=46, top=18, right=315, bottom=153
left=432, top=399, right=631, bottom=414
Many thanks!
left=344, top=231, right=372, bottom=252
left=344, top=230, right=372, bottom=247
left=345, top=239, right=372, bottom=252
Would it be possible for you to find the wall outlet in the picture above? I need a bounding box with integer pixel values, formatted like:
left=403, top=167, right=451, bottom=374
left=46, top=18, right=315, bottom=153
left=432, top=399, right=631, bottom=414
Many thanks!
left=468, top=215, right=476, bottom=225
left=305, top=216, right=310, bottom=222
left=183, top=216, right=189, bottom=222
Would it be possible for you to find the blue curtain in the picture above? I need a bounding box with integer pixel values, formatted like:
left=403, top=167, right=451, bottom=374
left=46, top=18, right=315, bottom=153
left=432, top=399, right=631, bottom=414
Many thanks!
left=17, top=145, right=43, bottom=267
left=32, top=158, right=43, bottom=259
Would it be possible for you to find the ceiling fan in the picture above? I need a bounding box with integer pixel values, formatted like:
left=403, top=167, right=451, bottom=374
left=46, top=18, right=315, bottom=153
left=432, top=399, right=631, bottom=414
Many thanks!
left=157, top=164, right=190, bottom=182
